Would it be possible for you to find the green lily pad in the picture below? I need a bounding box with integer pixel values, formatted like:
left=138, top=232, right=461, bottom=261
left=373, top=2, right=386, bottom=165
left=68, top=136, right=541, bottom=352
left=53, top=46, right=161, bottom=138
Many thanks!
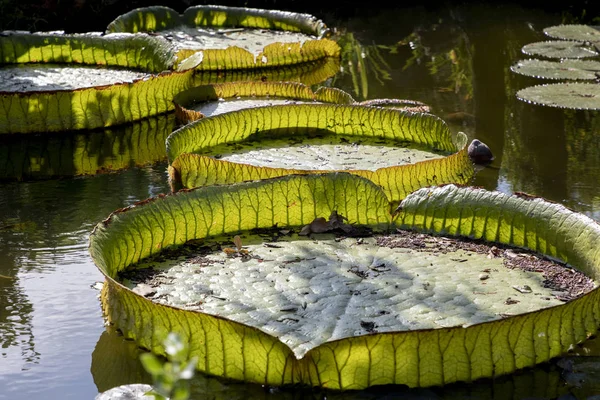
left=544, top=25, right=600, bottom=44
left=89, top=177, right=600, bottom=389
left=173, top=81, right=354, bottom=124
left=521, top=40, right=598, bottom=59
left=166, top=103, right=474, bottom=203
left=510, top=59, right=600, bottom=80
left=516, top=83, right=600, bottom=110
left=0, top=32, right=195, bottom=134
left=107, top=6, right=339, bottom=71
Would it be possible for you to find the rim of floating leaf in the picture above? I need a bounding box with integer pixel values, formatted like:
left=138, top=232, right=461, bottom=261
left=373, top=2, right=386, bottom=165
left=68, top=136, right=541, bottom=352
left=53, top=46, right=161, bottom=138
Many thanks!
left=510, top=59, right=600, bottom=80
left=106, top=5, right=339, bottom=72
left=165, top=103, right=474, bottom=204
left=516, top=82, right=600, bottom=110
left=544, top=24, right=600, bottom=45
left=357, top=98, right=431, bottom=113
left=89, top=176, right=600, bottom=390
left=107, top=5, right=329, bottom=38
left=173, top=81, right=355, bottom=124
left=521, top=40, right=598, bottom=59
left=0, top=31, right=196, bottom=134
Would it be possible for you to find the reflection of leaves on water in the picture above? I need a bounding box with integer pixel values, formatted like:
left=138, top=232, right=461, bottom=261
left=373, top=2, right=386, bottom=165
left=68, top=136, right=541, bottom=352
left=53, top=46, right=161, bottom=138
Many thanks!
left=332, top=31, right=393, bottom=100
left=397, top=30, right=474, bottom=100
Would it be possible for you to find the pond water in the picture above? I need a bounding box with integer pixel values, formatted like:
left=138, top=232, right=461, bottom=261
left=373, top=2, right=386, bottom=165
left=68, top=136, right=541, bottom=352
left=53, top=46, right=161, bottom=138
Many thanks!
left=1, top=3, right=600, bottom=399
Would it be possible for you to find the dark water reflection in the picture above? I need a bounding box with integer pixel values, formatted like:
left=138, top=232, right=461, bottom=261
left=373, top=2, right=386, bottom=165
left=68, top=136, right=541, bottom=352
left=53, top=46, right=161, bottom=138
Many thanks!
left=1, top=2, right=600, bottom=399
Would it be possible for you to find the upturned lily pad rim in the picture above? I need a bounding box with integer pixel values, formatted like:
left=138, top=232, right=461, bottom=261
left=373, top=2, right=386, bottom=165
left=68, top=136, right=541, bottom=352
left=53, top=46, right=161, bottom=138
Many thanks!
left=106, top=4, right=330, bottom=38
left=165, top=102, right=474, bottom=204
left=172, top=81, right=356, bottom=124
left=90, top=176, right=600, bottom=389
left=0, top=32, right=195, bottom=133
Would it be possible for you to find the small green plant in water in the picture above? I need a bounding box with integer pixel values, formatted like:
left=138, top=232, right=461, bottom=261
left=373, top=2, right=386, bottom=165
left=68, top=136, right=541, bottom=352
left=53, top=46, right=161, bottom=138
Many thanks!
left=140, top=333, right=197, bottom=400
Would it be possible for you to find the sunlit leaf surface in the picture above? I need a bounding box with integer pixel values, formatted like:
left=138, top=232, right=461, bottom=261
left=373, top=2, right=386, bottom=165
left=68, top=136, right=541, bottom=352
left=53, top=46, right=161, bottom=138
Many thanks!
left=90, top=179, right=600, bottom=389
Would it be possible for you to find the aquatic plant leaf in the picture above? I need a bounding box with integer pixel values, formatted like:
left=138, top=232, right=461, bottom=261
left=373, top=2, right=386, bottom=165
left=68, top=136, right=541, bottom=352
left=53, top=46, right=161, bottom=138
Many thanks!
left=166, top=103, right=472, bottom=203
left=516, top=83, right=600, bottom=110
left=0, top=32, right=194, bottom=134
left=0, top=31, right=176, bottom=72
left=511, top=59, right=600, bottom=80
left=544, top=25, right=600, bottom=45
left=109, top=5, right=328, bottom=37
left=90, top=173, right=390, bottom=388
left=90, top=179, right=600, bottom=389
left=107, top=5, right=338, bottom=72
left=521, top=40, right=598, bottom=59
left=169, top=133, right=471, bottom=205
left=0, top=114, right=175, bottom=181
left=166, top=104, right=455, bottom=161
left=173, top=81, right=353, bottom=123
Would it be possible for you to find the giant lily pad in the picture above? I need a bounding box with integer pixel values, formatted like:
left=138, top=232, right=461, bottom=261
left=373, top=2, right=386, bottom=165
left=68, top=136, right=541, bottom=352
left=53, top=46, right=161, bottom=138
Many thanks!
left=106, top=6, right=339, bottom=72
left=0, top=31, right=195, bottom=134
left=166, top=103, right=473, bottom=204
left=89, top=175, right=600, bottom=389
left=173, top=81, right=354, bottom=124
left=516, top=83, right=600, bottom=110
left=544, top=25, right=600, bottom=45
left=511, top=59, right=600, bottom=80
left=521, top=40, right=598, bottom=59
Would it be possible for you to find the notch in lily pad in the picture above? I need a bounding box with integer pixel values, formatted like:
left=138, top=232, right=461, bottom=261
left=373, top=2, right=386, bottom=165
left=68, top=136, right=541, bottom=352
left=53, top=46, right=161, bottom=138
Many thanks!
left=165, top=102, right=480, bottom=204
left=89, top=174, right=600, bottom=390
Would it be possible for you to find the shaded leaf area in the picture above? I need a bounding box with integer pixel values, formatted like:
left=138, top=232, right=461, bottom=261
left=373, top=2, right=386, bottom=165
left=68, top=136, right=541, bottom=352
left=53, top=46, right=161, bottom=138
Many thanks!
left=0, top=113, right=175, bottom=181
left=106, top=5, right=338, bottom=72
left=511, top=59, right=600, bottom=80
left=90, top=177, right=600, bottom=389
left=91, top=326, right=571, bottom=400
left=174, top=81, right=354, bottom=123
left=521, top=40, right=598, bottom=59
left=516, top=83, right=600, bottom=110
left=107, top=5, right=329, bottom=37
left=167, top=103, right=472, bottom=204
left=544, top=25, right=600, bottom=45
left=0, top=32, right=176, bottom=72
